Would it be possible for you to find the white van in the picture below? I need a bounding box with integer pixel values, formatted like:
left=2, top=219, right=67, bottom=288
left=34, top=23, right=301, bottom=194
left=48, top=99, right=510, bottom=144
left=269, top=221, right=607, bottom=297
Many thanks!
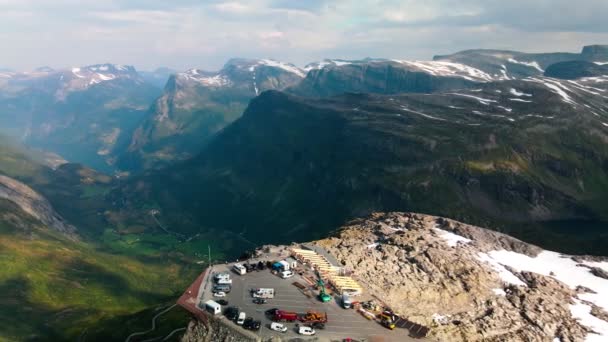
left=237, top=312, right=246, bottom=325
left=204, top=300, right=221, bottom=315
left=298, top=326, right=316, bottom=335
left=270, top=322, right=288, bottom=333
left=233, top=263, right=247, bottom=275
left=252, top=288, right=275, bottom=298
left=280, top=270, right=294, bottom=279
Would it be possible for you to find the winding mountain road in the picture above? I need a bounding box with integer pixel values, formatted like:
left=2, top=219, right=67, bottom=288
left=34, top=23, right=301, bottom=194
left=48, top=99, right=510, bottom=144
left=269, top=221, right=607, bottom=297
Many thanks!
left=124, top=303, right=177, bottom=342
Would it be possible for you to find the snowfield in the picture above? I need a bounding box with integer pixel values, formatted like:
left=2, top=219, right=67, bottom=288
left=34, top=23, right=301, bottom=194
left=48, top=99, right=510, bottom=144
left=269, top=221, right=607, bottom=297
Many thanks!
left=433, top=226, right=608, bottom=342
left=393, top=60, right=494, bottom=82
left=478, top=249, right=608, bottom=341
left=258, top=59, right=306, bottom=78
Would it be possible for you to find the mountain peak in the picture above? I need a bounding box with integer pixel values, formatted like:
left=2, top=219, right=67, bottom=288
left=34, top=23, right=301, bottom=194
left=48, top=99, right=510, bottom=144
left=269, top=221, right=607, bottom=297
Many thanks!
left=222, top=58, right=305, bottom=77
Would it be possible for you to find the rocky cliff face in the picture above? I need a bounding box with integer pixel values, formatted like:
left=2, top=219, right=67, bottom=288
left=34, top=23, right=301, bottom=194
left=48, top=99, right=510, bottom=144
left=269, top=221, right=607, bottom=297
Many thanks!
left=0, top=174, right=77, bottom=238
left=314, top=212, right=608, bottom=341
left=181, top=317, right=260, bottom=342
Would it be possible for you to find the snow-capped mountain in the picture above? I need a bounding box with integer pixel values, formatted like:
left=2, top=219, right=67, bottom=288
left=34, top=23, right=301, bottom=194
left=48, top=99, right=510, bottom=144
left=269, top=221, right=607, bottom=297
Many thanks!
left=177, top=58, right=305, bottom=94
left=117, top=58, right=305, bottom=171
left=0, top=64, right=161, bottom=172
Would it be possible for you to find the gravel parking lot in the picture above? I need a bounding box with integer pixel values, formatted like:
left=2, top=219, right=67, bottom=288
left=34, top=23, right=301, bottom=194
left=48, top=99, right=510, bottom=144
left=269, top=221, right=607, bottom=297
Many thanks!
left=200, top=261, right=418, bottom=341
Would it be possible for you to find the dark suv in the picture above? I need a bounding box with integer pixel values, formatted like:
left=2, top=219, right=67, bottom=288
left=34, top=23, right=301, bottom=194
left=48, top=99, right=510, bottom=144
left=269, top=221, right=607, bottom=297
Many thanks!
left=244, top=318, right=261, bottom=331
left=224, top=306, right=239, bottom=321
left=243, top=317, right=254, bottom=329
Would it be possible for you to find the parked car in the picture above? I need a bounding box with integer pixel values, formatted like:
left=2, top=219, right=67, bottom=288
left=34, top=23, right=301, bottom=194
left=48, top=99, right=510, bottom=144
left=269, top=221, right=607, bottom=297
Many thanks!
left=298, top=326, right=316, bottom=336
left=280, top=270, right=294, bottom=279
left=213, top=284, right=231, bottom=293
left=265, top=308, right=279, bottom=316
left=257, top=261, right=266, bottom=270
left=217, top=299, right=229, bottom=305
left=311, top=322, right=326, bottom=330
left=251, top=320, right=261, bottom=331
left=270, top=322, right=288, bottom=333
left=237, top=312, right=246, bottom=325
left=243, top=317, right=254, bottom=329
left=253, top=298, right=267, bottom=305
left=213, top=291, right=226, bottom=298
left=224, top=306, right=239, bottom=321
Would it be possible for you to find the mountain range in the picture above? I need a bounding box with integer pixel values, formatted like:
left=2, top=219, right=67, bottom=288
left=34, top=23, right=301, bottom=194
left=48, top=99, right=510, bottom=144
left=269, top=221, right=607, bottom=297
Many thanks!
left=113, top=68, right=608, bottom=254
left=0, top=64, right=162, bottom=172
left=1, top=45, right=607, bottom=175
left=1, top=44, right=608, bottom=340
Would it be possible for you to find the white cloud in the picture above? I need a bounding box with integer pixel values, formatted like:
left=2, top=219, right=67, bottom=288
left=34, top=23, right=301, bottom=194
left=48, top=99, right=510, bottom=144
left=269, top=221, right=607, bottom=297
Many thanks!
left=213, top=1, right=252, bottom=14
left=0, top=0, right=607, bottom=71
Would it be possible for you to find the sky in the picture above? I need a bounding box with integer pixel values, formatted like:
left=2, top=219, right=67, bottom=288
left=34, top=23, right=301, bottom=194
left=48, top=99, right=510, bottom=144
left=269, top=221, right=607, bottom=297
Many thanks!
left=1, top=0, right=608, bottom=72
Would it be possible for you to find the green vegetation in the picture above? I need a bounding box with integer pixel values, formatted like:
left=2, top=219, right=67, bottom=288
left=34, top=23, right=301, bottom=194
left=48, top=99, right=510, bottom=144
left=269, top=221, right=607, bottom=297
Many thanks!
left=0, top=218, right=199, bottom=341
left=100, top=228, right=228, bottom=261
left=0, top=141, right=208, bottom=341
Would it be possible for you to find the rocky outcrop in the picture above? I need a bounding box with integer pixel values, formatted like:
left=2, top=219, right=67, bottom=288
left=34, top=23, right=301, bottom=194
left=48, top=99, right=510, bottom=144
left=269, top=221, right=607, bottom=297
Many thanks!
left=181, top=317, right=260, bottom=342
left=0, top=175, right=77, bottom=238
left=315, top=212, right=608, bottom=342
left=180, top=212, right=608, bottom=341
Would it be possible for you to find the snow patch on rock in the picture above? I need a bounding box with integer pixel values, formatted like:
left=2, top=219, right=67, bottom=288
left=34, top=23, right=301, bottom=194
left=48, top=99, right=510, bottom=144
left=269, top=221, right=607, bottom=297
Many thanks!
left=433, top=227, right=472, bottom=247
left=509, top=88, right=532, bottom=97
left=508, top=58, right=544, bottom=72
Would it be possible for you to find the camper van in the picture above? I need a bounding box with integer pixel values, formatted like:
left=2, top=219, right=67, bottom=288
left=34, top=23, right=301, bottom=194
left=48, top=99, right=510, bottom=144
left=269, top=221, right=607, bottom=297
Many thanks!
left=251, top=288, right=275, bottom=299
left=232, top=263, right=247, bottom=275
left=214, top=273, right=230, bottom=281
left=205, top=300, right=222, bottom=315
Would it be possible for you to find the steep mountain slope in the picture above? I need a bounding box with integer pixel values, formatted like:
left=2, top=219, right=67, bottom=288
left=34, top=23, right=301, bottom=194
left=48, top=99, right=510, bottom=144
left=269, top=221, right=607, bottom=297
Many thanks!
left=0, top=201, right=192, bottom=342
left=0, top=174, right=77, bottom=238
left=0, top=64, right=161, bottom=172
left=113, top=73, right=608, bottom=255
left=117, top=59, right=305, bottom=171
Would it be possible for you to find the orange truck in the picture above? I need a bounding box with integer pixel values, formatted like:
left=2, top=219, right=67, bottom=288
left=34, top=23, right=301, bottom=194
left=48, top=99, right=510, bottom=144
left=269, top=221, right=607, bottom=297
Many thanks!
left=299, top=311, right=328, bottom=324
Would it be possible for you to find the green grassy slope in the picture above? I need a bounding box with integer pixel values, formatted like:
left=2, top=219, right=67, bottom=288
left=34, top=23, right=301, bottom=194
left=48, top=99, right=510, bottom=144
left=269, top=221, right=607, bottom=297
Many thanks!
left=0, top=139, right=210, bottom=341
left=0, top=200, right=198, bottom=341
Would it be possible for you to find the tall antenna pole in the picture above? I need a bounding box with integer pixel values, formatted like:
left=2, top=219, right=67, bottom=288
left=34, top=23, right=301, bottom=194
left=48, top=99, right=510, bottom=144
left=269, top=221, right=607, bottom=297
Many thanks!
left=208, top=244, right=211, bottom=265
